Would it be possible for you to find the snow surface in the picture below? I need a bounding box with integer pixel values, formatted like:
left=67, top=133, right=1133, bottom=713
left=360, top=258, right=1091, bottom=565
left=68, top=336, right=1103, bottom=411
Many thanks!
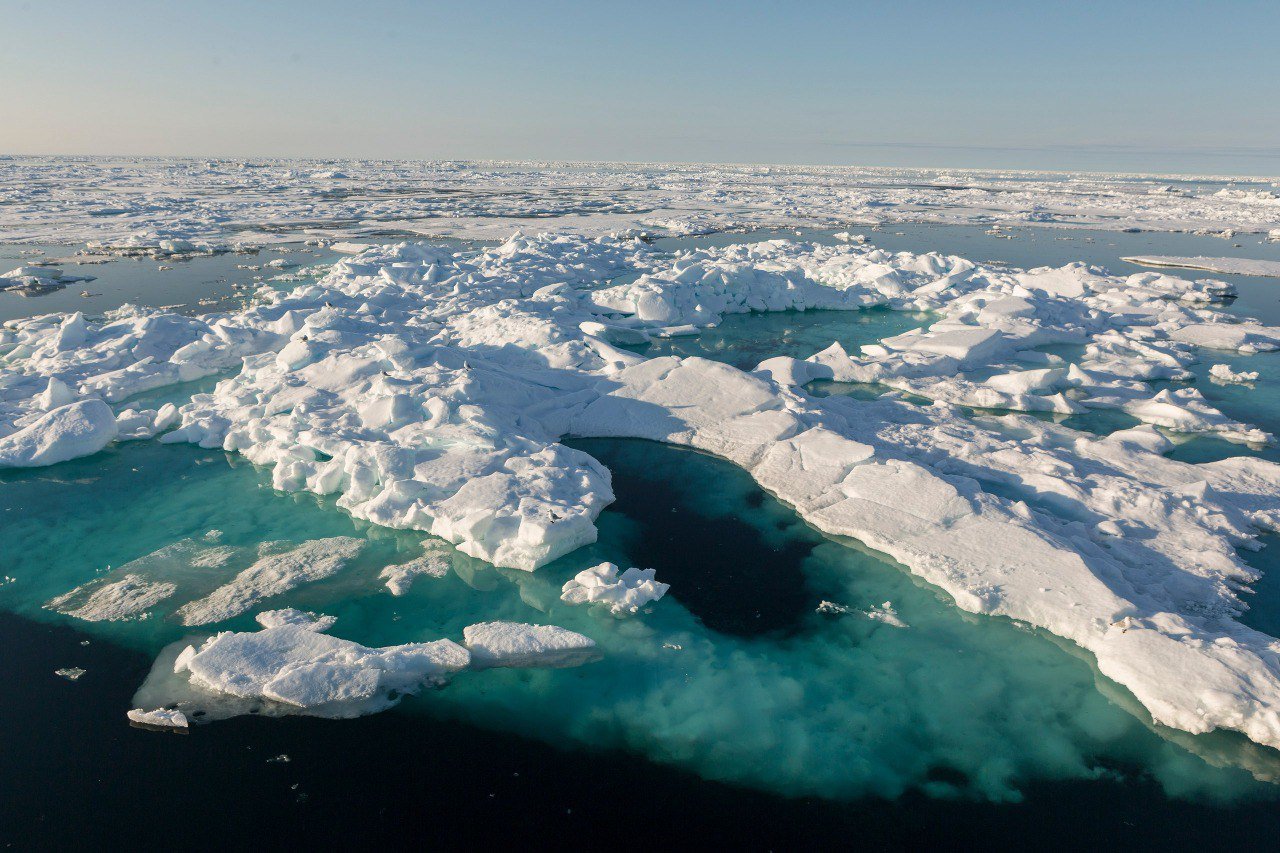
left=6, top=220, right=1280, bottom=751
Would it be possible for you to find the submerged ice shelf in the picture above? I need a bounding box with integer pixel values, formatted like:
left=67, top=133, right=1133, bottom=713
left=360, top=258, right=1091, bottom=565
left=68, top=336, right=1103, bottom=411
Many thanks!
left=3, top=216, right=1280, bottom=795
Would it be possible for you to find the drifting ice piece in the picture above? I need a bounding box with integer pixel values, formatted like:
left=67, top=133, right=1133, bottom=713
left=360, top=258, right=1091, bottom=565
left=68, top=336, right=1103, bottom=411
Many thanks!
left=180, top=624, right=470, bottom=710
left=127, top=707, right=189, bottom=728
left=560, top=562, right=670, bottom=615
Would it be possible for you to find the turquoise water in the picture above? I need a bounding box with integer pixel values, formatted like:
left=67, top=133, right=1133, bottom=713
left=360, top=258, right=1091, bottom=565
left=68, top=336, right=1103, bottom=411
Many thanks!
left=621, top=307, right=931, bottom=372
left=4, top=224, right=1280, bottom=828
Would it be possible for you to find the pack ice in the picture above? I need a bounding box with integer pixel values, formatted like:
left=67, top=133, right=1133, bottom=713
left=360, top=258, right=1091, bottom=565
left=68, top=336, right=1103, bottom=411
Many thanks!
left=7, top=230, right=1280, bottom=752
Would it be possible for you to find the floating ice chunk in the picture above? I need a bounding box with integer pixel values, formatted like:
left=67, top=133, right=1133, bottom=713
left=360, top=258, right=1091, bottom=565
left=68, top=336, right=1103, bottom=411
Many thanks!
left=1123, top=388, right=1271, bottom=443
left=560, top=562, right=670, bottom=615
left=127, top=708, right=189, bottom=729
left=463, top=621, right=599, bottom=669
left=815, top=600, right=849, bottom=615
left=379, top=548, right=451, bottom=596
left=863, top=602, right=908, bottom=628
left=183, top=624, right=470, bottom=711
left=55, top=667, right=86, bottom=681
left=0, top=399, right=118, bottom=468
left=255, top=609, right=337, bottom=632
left=175, top=537, right=364, bottom=626
left=1209, top=363, right=1260, bottom=385
left=47, top=574, right=177, bottom=622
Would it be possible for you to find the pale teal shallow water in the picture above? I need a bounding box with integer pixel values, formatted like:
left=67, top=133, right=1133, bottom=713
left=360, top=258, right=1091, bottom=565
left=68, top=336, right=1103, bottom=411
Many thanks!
left=0, top=243, right=342, bottom=323
left=3, top=224, right=1280, bottom=809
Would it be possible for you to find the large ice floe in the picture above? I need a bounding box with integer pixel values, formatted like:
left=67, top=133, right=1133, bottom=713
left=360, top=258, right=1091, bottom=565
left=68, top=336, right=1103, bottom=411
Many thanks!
left=5, top=226, right=1280, bottom=758
left=132, top=615, right=594, bottom=721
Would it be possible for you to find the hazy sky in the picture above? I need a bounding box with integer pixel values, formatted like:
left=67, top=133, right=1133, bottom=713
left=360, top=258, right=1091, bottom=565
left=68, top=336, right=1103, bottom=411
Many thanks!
left=3, top=0, right=1279, bottom=174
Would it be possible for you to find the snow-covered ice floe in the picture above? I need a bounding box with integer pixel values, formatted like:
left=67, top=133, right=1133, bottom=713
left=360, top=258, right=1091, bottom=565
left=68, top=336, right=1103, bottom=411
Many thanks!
left=6, top=228, right=1280, bottom=752
left=560, top=562, right=669, bottom=615
left=132, top=617, right=596, bottom=723
left=1123, top=256, right=1280, bottom=278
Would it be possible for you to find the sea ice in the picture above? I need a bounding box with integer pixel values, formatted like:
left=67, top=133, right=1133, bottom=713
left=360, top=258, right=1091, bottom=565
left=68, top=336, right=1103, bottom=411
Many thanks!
left=463, top=621, right=599, bottom=669
left=0, top=399, right=117, bottom=467
left=126, top=707, right=189, bottom=728
left=1210, top=363, right=1261, bottom=385
left=1123, top=255, right=1280, bottom=278
left=175, top=537, right=364, bottom=626
left=560, top=562, right=670, bottom=615
left=5, top=221, right=1280, bottom=752
left=176, top=624, right=470, bottom=711
left=379, top=546, right=452, bottom=596
left=46, top=574, right=177, bottom=622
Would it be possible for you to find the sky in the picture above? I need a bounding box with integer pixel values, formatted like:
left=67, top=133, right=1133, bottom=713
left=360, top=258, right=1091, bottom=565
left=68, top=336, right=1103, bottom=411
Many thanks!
left=2, top=0, right=1279, bottom=175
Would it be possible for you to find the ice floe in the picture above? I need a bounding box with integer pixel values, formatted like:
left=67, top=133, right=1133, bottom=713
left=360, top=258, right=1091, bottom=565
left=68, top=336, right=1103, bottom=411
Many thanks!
left=127, top=707, right=188, bottom=729
left=133, top=617, right=595, bottom=723
left=379, top=543, right=452, bottom=596
left=560, top=562, right=670, bottom=615
left=463, top=621, right=599, bottom=669
left=1123, top=256, right=1280, bottom=278
left=1210, top=363, right=1260, bottom=385
left=174, top=537, right=364, bottom=626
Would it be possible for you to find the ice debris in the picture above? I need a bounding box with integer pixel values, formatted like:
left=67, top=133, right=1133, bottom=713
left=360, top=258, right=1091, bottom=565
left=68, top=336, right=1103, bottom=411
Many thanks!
left=560, top=562, right=669, bottom=615
left=1210, top=363, right=1260, bottom=385
left=379, top=544, right=452, bottom=596
left=863, top=602, right=908, bottom=629
left=127, top=707, right=189, bottom=729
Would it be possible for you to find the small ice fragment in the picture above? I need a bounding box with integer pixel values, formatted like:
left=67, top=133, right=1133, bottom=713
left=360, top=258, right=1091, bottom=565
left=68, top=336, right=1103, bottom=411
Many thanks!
left=267, top=754, right=291, bottom=763
left=254, top=609, right=337, bottom=632
left=379, top=549, right=450, bottom=596
left=1209, top=363, right=1260, bottom=385
left=560, top=562, right=669, bottom=615
left=816, top=600, right=849, bottom=615
left=128, top=707, right=189, bottom=729
left=863, top=602, right=908, bottom=628
left=55, top=667, right=86, bottom=681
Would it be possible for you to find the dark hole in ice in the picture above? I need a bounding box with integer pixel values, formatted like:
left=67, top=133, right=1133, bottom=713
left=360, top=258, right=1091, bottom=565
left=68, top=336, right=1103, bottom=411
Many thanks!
left=566, top=438, right=816, bottom=638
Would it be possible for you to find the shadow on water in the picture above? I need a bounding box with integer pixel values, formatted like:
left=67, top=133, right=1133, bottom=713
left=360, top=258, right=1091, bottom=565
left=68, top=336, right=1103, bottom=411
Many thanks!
left=565, top=437, right=817, bottom=637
